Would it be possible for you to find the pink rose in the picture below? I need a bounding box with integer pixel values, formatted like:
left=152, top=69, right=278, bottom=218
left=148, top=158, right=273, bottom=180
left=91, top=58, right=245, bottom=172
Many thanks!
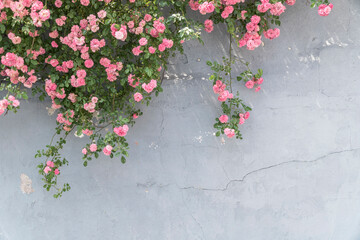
left=46, top=161, right=55, bottom=168
left=264, top=28, right=280, bottom=40
left=148, top=46, right=156, bottom=54
left=132, top=46, right=143, bottom=56
left=76, top=69, right=87, bottom=78
left=224, top=128, right=235, bottom=138
left=39, top=9, right=50, bottom=21
left=205, top=2, right=215, bottom=13
left=68, top=93, right=77, bottom=103
left=91, top=97, right=98, bottom=103
left=142, top=79, right=157, bottom=93
left=318, top=3, right=333, bottom=16
left=114, top=26, right=127, bottom=41
left=158, top=43, right=166, bottom=52
left=244, top=112, right=250, bottom=119
left=113, top=125, right=129, bottom=137
left=12, top=100, right=20, bottom=107
left=245, top=80, right=254, bottom=89
left=82, top=148, right=87, bottom=155
left=51, top=41, right=58, bottom=48
left=80, top=0, right=90, bottom=6
left=219, top=115, right=228, bottom=123
left=241, top=10, right=247, bottom=20
left=103, top=145, right=113, bottom=156
left=144, top=14, right=152, bottom=22
left=89, top=144, right=97, bottom=152
left=251, top=15, right=261, bottom=24
left=239, top=117, right=245, bottom=125
left=54, top=169, right=60, bottom=175
left=44, top=166, right=52, bottom=174
left=65, top=60, right=74, bottom=68
left=270, top=2, right=286, bottom=16
left=100, top=58, right=111, bottom=67
left=139, top=37, right=148, bottom=46
left=97, top=10, right=107, bottom=19
left=84, top=59, right=94, bottom=68
left=133, top=92, right=143, bottom=102
left=286, top=0, right=296, bottom=6
left=82, top=129, right=93, bottom=136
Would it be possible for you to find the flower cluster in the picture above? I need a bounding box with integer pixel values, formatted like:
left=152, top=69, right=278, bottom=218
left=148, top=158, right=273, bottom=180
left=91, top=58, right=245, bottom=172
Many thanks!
left=0, top=95, right=20, bottom=116
left=213, top=80, right=233, bottom=102
left=1, top=52, right=37, bottom=88
left=84, top=97, right=98, bottom=113
left=114, top=125, right=129, bottom=137
left=318, top=3, right=333, bottom=16
left=44, top=161, right=60, bottom=176
left=204, top=19, right=214, bottom=33
left=245, top=77, right=264, bottom=92
left=56, top=110, right=75, bottom=131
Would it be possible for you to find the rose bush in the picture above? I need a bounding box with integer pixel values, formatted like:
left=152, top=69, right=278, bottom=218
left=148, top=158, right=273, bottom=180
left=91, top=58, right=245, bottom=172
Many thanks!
left=0, top=0, right=332, bottom=197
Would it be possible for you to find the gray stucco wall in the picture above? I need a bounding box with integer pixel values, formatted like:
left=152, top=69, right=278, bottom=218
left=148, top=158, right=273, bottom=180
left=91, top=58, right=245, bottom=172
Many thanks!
left=1, top=0, right=360, bottom=239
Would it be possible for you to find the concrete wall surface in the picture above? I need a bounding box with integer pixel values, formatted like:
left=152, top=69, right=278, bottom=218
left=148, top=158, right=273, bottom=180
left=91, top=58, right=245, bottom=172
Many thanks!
left=1, top=0, right=360, bottom=239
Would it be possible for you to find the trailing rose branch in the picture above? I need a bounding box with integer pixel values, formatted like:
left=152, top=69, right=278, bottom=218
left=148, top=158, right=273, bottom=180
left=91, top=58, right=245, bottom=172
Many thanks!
left=0, top=0, right=333, bottom=197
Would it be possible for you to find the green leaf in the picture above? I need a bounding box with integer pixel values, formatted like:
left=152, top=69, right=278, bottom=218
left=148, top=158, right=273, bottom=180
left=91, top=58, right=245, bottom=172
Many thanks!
left=0, top=24, right=5, bottom=33
left=144, top=67, right=153, bottom=77
left=22, top=92, right=28, bottom=100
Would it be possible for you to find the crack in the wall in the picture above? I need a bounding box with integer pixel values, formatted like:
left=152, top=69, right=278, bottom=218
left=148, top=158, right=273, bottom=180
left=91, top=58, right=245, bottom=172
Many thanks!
left=159, top=108, right=165, bottom=142
left=181, top=192, right=206, bottom=240
left=179, top=148, right=360, bottom=192
left=136, top=148, right=360, bottom=192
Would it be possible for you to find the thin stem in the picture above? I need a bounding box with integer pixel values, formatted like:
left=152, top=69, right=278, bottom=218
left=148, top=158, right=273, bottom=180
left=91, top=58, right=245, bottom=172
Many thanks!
left=29, top=36, right=36, bottom=52
left=229, top=33, right=233, bottom=93
left=48, top=130, right=58, bottom=148
left=94, top=122, right=112, bottom=134
left=229, top=33, right=233, bottom=115
left=237, top=58, right=251, bottom=72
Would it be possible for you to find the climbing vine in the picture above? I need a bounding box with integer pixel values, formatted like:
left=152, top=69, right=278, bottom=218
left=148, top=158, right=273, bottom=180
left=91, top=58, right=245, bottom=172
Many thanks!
left=0, top=0, right=333, bottom=197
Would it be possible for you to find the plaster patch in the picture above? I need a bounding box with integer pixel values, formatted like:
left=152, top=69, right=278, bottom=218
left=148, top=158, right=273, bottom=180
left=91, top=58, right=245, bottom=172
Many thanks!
left=20, top=174, right=34, bottom=194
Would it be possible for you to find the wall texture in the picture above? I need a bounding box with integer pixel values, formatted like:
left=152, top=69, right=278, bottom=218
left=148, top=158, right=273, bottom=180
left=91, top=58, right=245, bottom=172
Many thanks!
left=1, top=0, right=360, bottom=239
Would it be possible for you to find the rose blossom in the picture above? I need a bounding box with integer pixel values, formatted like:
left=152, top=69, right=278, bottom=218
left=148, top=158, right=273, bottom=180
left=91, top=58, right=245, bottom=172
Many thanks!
left=219, top=115, right=228, bottom=123
left=89, top=144, right=97, bottom=152
left=97, top=10, right=106, bottom=18
left=133, top=92, right=143, bottom=102
left=82, top=148, right=87, bottom=155
left=286, top=0, right=296, bottom=5
left=44, top=166, right=52, bottom=174
left=103, top=145, right=113, bottom=156
left=224, top=128, right=235, bottom=138
left=318, top=3, right=333, bottom=16
left=46, top=161, right=55, bottom=168
left=245, top=80, right=254, bottom=89
left=139, top=38, right=148, bottom=46
left=113, top=125, right=129, bottom=137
